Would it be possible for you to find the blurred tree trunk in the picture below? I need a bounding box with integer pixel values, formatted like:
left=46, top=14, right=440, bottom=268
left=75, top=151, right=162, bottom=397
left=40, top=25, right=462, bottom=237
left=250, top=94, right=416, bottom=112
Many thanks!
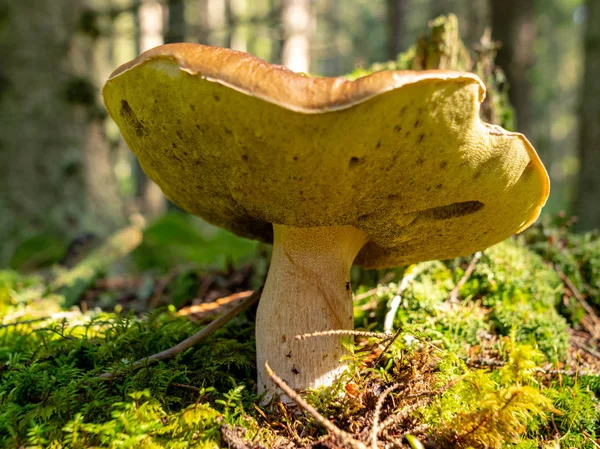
left=281, top=0, right=311, bottom=73
left=466, top=0, right=488, bottom=46
left=224, top=0, right=235, bottom=49
left=575, top=0, right=600, bottom=231
left=0, top=0, right=125, bottom=263
left=490, top=0, right=535, bottom=138
left=197, top=0, right=211, bottom=44
left=166, top=0, right=186, bottom=43
left=430, top=0, right=460, bottom=18
left=387, top=0, right=408, bottom=59
left=136, top=0, right=167, bottom=217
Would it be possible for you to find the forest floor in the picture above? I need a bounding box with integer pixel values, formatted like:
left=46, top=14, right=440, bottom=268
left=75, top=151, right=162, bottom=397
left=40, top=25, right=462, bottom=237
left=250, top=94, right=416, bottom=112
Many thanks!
left=1, top=213, right=600, bottom=448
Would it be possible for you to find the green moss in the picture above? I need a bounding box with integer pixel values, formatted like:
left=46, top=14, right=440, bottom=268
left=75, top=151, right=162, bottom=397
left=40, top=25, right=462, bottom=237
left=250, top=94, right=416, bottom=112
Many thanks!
left=458, top=240, right=569, bottom=359
left=0, top=273, right=258, bottom=448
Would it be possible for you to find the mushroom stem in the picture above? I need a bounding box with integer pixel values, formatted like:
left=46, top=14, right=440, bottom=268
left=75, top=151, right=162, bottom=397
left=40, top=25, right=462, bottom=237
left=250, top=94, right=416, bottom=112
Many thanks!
left=256, top=224, right=368, bottom=401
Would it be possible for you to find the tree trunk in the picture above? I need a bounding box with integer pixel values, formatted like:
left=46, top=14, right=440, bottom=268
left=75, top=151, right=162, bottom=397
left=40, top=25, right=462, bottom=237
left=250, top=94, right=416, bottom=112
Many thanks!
left=224, top=0, right=235, bottom=49
left=490, top=0, right=535, bottom=138
left=165, top=0, right=186, bottom=43
left=465, top=0, right=489, bottom=47
left=136, top=0, right=168, bottom=217
left=197, top=0, right=211, bottom=44
left=387, top=0, right=408, bottom=59
left=0, top=0, right=124, bottom=263
left=575, top=0, right=600, bottom=231
left=281, top=0, right=311, bottom=73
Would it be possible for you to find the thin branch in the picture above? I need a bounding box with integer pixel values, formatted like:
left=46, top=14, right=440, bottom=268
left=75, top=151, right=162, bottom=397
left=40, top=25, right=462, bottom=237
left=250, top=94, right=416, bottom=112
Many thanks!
left=373, top=327, right=403, bottom=366
left=378, top=375, right=466, bottom=433
left=384, top=264, right=429, bottom=333
left=148, top=264, right=190, bottom=308
left=371, top=383, right=402, bottom=449
left=169, top=382, right=201, bottom=392
left=264, top=362, right=368, bottom=449
left=98, top=289, right=261, bottom=380
left=555, top=265, right=600, bottom=337
left=295, top=330, right=393, bottom=341
left=448, top=251, right=482, bottom=303
left=354, top=285, right=393, bottom=302
left=466, top=356, right=600, bottom=377
left=353, top=273, right=396, bottom=302
left=0, top=317, right=52, bottom=329
left=177, top=290, right=254, bottom=319
left=572, top=339, right=600, bottom=361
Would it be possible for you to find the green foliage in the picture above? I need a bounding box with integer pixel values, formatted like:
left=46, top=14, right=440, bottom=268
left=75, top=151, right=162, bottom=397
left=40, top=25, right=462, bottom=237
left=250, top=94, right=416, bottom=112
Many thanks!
left=133, top=213, right=258, bottom=272
left=9, top=234, right=67, bottom=271
left=521, top=216, right=600, bottom=328
left=549, top=379, right=599, bottom=440
left=426, top=346, right=555, bottom=449
left=358, top=238, right=569, bottom=360
left=0, top=273, right=258, bottom=448
left=456, top=240, right=569, bottom=359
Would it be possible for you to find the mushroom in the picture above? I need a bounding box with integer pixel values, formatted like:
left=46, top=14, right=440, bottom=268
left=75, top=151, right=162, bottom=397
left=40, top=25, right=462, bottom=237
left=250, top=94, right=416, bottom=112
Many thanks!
left=102, top=44, right=550, bottom=401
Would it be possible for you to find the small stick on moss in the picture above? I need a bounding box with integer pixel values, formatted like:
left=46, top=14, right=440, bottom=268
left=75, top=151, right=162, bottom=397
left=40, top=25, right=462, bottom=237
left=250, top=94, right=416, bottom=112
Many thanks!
left=0, top=317, right=52, bottom=329
left=221, top=425, right=256, bottom=449
left=264, top=361, right=368, bottom=449
left=555, top=265, right=600, bottom=337
left=169, top=382, right=202, bottom=392
left=380, top=424, right=429, bottom=447
left=372, top=327, right=403, bottom=366
left=583, top=430, right=600, bottom=449
left=572, top=339, right=600, bottom=361
left=98, top=289, right=261, bottom=380
left=371, top=383, right=402, bottom=449
left=378, top=375, right=466, bottom=433
left=148, top=264, right=190, bottom=308
left=294, top=330, right=393, bottom=341
left=384, top=264, right=429, bottom=333
left=448, top=251, right=482, bottom=303
left=354, top=285, right=392, bottom=301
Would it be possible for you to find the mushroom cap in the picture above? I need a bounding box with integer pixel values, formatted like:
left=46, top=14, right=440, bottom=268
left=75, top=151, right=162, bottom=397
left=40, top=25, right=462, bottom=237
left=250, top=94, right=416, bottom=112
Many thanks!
left=103, top=43, right=549, bottom=269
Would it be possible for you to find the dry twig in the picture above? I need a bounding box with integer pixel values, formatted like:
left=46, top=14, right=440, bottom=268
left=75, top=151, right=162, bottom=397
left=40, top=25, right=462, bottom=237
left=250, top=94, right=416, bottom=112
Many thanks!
left=264, top=362, right=368, bottom=449
left=177, top=290, right=254, bottom=319
left=371, top=383, right=402, bottom=449
left=555, top=265, right=600, bottom=337
left=384, top=264, right=429, bottom=333
left=373, top=327, right=403, bottom=366
left=294, top=330, right=393, bottom=341
left=378, top=374, right=466, bottom=434
left=98, top=289, right=261, bottom=380
left=448, top=251, right=482, bottom=303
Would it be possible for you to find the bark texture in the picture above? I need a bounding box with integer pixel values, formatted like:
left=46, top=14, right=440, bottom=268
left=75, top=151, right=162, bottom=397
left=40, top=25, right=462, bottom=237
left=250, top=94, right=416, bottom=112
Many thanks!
left=575, top=0, right=600, bottom=231
left=0, top=0, right=124, bottom=263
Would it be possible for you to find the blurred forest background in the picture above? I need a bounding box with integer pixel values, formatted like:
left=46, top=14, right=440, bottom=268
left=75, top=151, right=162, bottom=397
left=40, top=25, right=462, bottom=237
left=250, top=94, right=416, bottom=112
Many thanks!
left=0, top=0, right=598, bottom=270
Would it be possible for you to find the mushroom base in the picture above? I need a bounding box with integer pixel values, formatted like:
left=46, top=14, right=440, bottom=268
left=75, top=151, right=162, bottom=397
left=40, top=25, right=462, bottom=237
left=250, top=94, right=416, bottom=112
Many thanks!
left=256, top=224, right=368, bottom=403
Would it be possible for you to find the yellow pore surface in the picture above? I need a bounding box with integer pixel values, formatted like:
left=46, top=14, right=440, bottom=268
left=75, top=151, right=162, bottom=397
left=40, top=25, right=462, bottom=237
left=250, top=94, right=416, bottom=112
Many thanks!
left=103, top=48, right=549, bottom=268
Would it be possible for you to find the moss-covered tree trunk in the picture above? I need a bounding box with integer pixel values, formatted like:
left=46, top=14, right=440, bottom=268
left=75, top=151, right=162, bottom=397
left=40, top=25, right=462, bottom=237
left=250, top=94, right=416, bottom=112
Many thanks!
left=0, top=0, right=125, bottom=263
left=575, top=0, right=600, bottom=231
